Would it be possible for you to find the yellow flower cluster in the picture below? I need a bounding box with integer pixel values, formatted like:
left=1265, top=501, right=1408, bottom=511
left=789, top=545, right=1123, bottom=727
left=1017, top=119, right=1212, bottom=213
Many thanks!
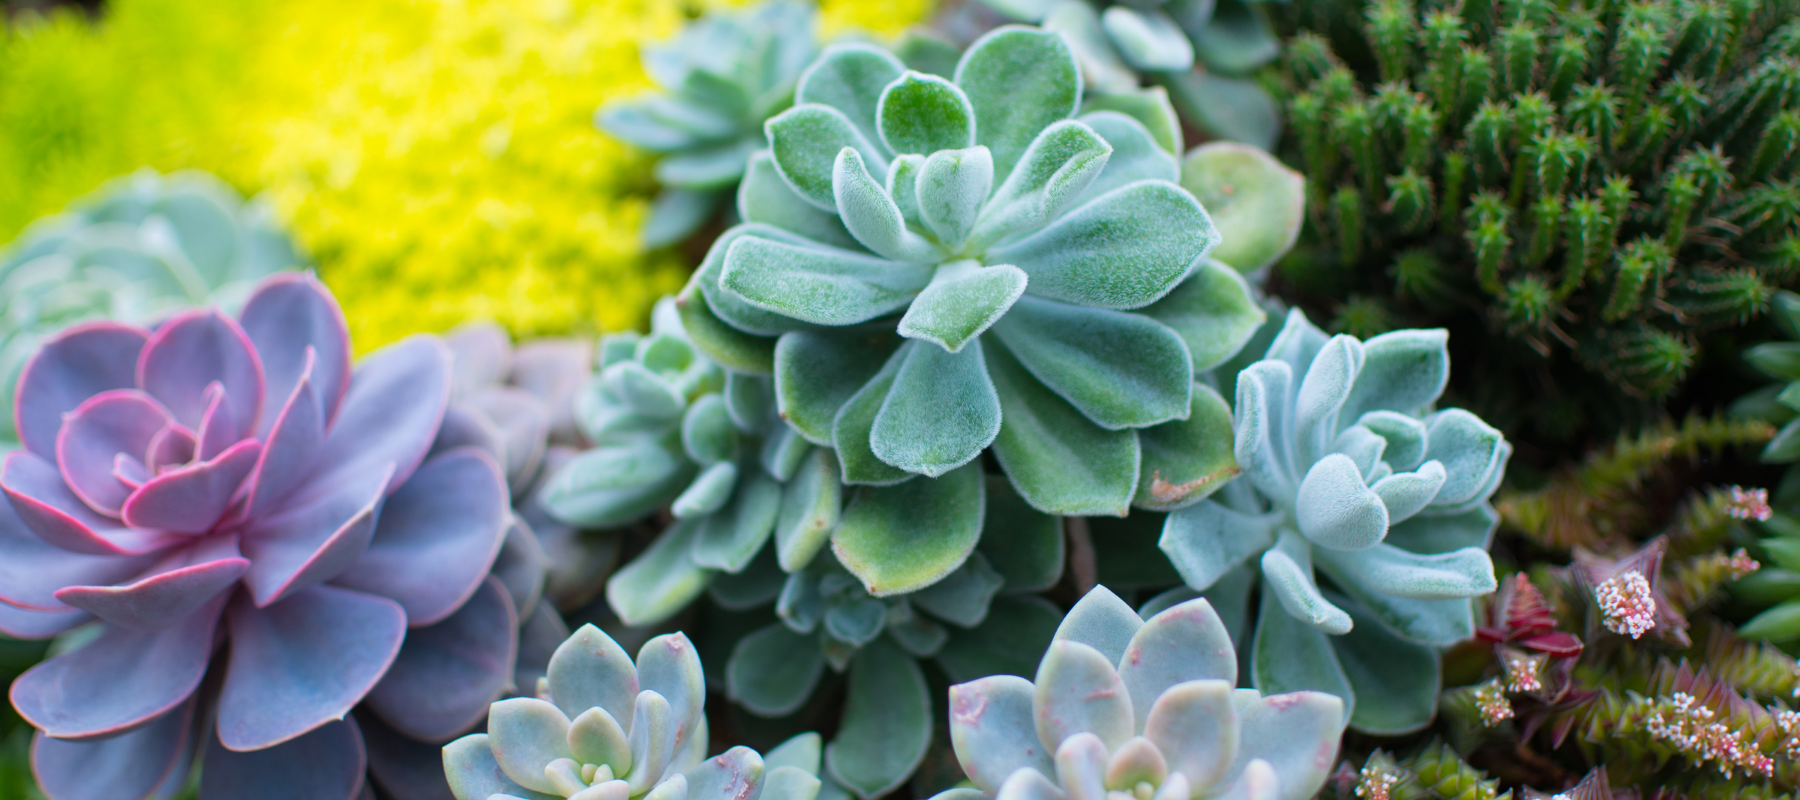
left=0, top=0, right=934, bottom=350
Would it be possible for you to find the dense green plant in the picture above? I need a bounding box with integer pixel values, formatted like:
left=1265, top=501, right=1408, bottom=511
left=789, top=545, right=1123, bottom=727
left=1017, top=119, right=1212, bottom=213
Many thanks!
left=1160, top=309, right=1508, bottom=734
left=0, top=168, right=303, bottom=450
left=936, top=586, right=1344, bottom=800
left=965, top=0, right=1286, bottom=148
left=1274, top=0, right=1800, bottom=439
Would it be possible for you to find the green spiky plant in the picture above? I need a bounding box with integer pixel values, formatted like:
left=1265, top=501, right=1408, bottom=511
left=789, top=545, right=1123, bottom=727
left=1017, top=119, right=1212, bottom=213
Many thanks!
left=1271, top=0, right=1800, bottom=446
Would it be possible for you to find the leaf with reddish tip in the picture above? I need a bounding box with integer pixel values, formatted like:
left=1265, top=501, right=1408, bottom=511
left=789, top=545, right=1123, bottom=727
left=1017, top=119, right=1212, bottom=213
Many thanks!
left=1034, top=640, right=1133, bottom=753
left=546, top=623, right=640, bottom=728
left=1, top=452, right=179, bottom=556
left=365, top=577, right=519, bottom=742
left=1052, top=585, right=1141, bottom=667
left=687, top=746, right=766, bottom=800
left=120, top=439, right=261, bottom=534
left=0, top=497, right=152, bottom=611
left=1118, top=598, right=1236, bottom=726
left=244, top=349, right=327, bottom=518
left=240, top=464, right=392, bottom=607
left=239, top=273, right=353, bottom=434
left=948, top=675, right=1052, bottom=793
left=216, top=586, right=407, bottom=751
left=202, top=717, right=367, bottom=800
left=313, top=336, right=452, bottom=493
left=333, top=449, right=510, bottom=625
left=138, top=309, right=265, bottom=439
left=10, top=592, right=223, bottom=739
left=638, top=632, right=707, bottom=749
left=54, top=543, right=247, bottom=630
left=55, top=389, right=172, bottom=515
left=31, top=696, right=196, bottom=800
left=14, top=322, right=148, bottom=458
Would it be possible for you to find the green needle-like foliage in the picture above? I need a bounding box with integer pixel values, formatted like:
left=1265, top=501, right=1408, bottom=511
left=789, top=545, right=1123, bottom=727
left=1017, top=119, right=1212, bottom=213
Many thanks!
left=1274, top=0, right=1800, bottom=441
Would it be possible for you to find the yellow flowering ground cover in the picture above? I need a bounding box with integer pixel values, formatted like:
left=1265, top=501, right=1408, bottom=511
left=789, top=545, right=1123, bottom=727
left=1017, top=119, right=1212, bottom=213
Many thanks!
left=0, top=0, right=933, bottom=349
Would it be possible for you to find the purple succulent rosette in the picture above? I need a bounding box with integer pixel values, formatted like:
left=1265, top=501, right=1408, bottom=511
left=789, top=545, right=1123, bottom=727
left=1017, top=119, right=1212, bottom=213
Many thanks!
left=0, top=273, right=516, bottom=800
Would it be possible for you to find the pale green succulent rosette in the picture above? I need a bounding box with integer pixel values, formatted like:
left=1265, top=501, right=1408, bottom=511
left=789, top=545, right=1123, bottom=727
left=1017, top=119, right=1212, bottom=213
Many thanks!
left=967, top=0, right=1284, bottom=148
left=444, top=624, right=825, bottom=800
left=598, top=1, right=820, bottom=248
left=934, top=587, right=1344, bottom=800
left=0, top=168, right=305, bottom=450
left=1160, top=309, right=1509, bottom=734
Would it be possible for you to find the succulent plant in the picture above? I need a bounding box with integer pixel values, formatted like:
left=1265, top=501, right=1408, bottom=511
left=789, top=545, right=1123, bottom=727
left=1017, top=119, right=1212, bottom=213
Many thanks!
left=1738, top=291, right=1800, bottom=469
left=597, top=1, right=820, bottom=249
left=935, top=585, right=1343, bottom=800
left=0, top=273, right=520, bottom=800
left=681, top=25, right=1267, bottom=533
left=966, top=0, right=1286, bottom=148
left=443, top=623, right=824, bottom=800
left=0, top=169, right=304, bottom=451
left=1159, top=309, right=1507, bottom=734
left=1275, top=0, right=1800, bottom=428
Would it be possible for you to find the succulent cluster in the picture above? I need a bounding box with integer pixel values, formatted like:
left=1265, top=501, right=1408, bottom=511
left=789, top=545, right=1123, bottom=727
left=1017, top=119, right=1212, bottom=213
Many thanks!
left=967, top=0, right=1285, bottom=148
left=938, top=587, right=1344, bottom=800
left=0, top=169, right=303, bottom=450
left=1161, top=309, right=1508, bottom=733
left=1275, top=0, right=1800, bottom=430
left=445, top=623, right=825, bottom=800
left=0, top=273, right=528, bottom=800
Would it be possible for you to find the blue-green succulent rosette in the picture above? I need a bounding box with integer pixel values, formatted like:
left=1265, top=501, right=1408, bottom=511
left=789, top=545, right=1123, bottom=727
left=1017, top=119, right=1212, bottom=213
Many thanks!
left=677, top=26, right=1263, bottom=586
left=1159, top=309, right=1509, bottom=734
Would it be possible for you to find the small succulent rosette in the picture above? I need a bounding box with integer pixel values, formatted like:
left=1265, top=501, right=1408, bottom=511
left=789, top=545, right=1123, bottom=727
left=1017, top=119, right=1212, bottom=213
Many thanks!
left=964, top=0, right=1282, bottom=148
left=0, top=169, right=304, bottom=450
left=1160, top=309, right=1509, bottom=734
left=597, top=1, right=819, bottom=248
left=0, top=273, right=520, bottom=800
left=938, top=586, right=1343, bottom=800
left=682, top=24, right=1266, bottom=527
left=445, top=623, right=824, bottom=800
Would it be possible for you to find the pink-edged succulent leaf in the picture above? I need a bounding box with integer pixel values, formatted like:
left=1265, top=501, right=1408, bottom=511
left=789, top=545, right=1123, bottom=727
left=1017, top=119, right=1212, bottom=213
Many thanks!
left=54, top=537, right=248, bottom=630
left=137, top=309, right=265, bottom=440
left=486, top=697, right=576, bottom=795
left=311, top=336, right=451, bottom=494
left=238, top=273, right=353, bottom=436
left=239, top=464, right=393, bottom=607
left=637, top=632, right=707, bottom=751
left=332, top=449, right=510, bottom=625
left=0, top=498, right=151, bottom=611
left=243, top=349, right=327, bottom=519
left=14, top=322, right=148, bottom=459
left=1118, top=598, right=1236, bottom=730
left=119, top=439, right=261, bottom=533
left=443, top=733, right=560, bottom=800
left=1519, top=631, right=1584, bottom=657
left=202, top=716, right=367, bottom=800
left=55, top=389, right=171, bottom=515
left=545, top=624, right=640, bottom=730
left=1034, top=640, right=1133, bottom=755
left=687, top=746, right=766, bottom=800
left=364, top=576, right=519, bottom=742
left=1051, top=585, right=1142, bottom=667
left=1225, top=691, right=1343, bottom=800
left=194, top=383, right=239, bottom=460
left=216, top=585, right=407, bottom=751
left=2, top=452, right=181, bottom=556
left=1142, top=680, right=1236, bottom=794
left=10, top=593, right=224, bottom=739
left=949, top=676, right=1054, bottom=792
left=30, top=695, right=197, bottom=800
left=145, top=425, right=196, bottom=473
left=0, top=602, right=89, bottom=639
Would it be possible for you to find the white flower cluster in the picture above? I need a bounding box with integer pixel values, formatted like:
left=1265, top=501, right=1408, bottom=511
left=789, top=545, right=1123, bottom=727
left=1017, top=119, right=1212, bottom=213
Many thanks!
left=1644, top=692, right=1775, bottom=779
left=1595, top=570, right=1656, bottom=639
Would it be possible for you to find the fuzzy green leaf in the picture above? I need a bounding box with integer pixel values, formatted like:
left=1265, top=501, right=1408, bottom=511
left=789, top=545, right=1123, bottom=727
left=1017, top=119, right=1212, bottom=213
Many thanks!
left=541, top=438, right=694, bottom=527
left=990, top=296, right=1193, bottom=429
left=1421, top=410, right=1507, bottom=508
left=827, top=638, right=933, bottom=799
left=879, top=71, right=977, bottom=156
left=1250, top=582, right=1354, bottom=723
left=697, top=224, right=837, bottom=336
left=1260, top=534, right=1352, bottom=634
left=767, top=104, right=889, bottom=210
left=1161, top=501, right=1278, bottom=591
left=1179, top=143, right=1305, bottom=273
left=677, top=282, right=778, bottom=375
left=832, top=462, right=986, bottom=596
left=681, top=395, right=737, bottom=464
left=834, top=147, right=942, bottom=262
left=898, top=263, right=1028, bottom=353
left=917, top=147, right=995, bottom=249
left=605, top=518, right=714, bottom=626
left=992, top=181, right=1216, bottom=310
left=1314, top=544, right=1496, bottom=601
left=1043, top=2, right=1139, bottom=94
left=775, top=330, right=898, bottom=446
left=798, top=44, right=908, bottom=156
left=1140, top=259, right=1264, bottom=372
left=775, top=448, right=843, bottom=572
left=887, top=155, right=926, bottom=230
left=831, top=346, right=915, bottom=486
left=672, top=461, right=739, bottom=519
left=692, top=468, right=783, bottom=572
left=1074, top=112, right=1180, bottom=203
left=1329, top=599, right=1439, bottom=734
left=1082, top=88, right=1183, bottom=155
left=1383, top=505, right=1499, bottom=554
left=740, top=151, right=859, bottom=250
left=1135, top=382, right=1238, bottom=511
left=870, top=339, right=1002, bottom=476
left=1102, top=6, right=1195, bottom=72
left=720, top=236, right=932, bottom=325
left=912, top=552, right=1006, bottom=627
left=956, top=27, right=1083, bottom=184
left=985, top=336, right=1141, bottom=516
left=1295, top=454, right=1389, bottom=551
left=971, top=120, right=1112, bottom=247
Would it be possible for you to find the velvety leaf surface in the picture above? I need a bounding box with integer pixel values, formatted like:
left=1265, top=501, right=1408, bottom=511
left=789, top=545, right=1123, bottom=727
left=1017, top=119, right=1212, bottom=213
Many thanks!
left=1083, top=89, right=1183, bottom=155
left=728, top=623, right=827, bottom=717
left=917, top=148, right=994, bottom=248
left=797, top=44, right=907, bottom=156
left=985, top=338, right=1140, bottom=516
left=912, top=553, right=1006, bottom=627
left=540, top=437, right=693, bottom=528
left=775, top=330, right=898, bottom=446
left=1135, top=383, right=1238, bottom=512
left=1329, top=600, right=1439, bottom=734
left=1141, top=259, right=1264, bottom=372
left=972, top=120, right=1110, bottom=248
left=955, top=27, right=1082, bottom=184
left=829, top=346, right=915, bottom=486
left=692, top=468, right=782, bottom=572
left=826, top=638, right=932, bottom=799
left=832, top=462, right=984, bottom=596
left=1102, top=5, right=1194, bottom=71
left=991, top=182, right=1215, bottom=310
left=879, top=71, right=976, bottom=156
left=721, top=236, right=931, bottom=325
left=740, top=152, right=859, bottom=251
left=870, top=339, right=1001, bottom=476
left=991, top=297, right=1191, bottom=430
left=775, top=448, right=843, bottom=571
left=1249, top=583, right=1352, bottom=721
left=605, top=518, right=714, bottom=626
left=1072, top=112, right=1178, bottom=203
left=767, top=105, right=889, bottom=210
left=834, top=147, right=941, bottom=263
left=897, top=263, right=1028, bottom=353
left=1160, top=502, right=1278, bottom=593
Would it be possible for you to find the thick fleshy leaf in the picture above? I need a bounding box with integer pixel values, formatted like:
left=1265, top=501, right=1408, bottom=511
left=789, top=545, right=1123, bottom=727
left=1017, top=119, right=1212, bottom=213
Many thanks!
left=1260, top=535, right=1351, bottom=634
left=1034, top=640, right=1132, bottom=751
left=1044, top=0, right=1138, bottom=94
left=1292, top=335, right=1363, bottom=468
left=721, top=236, right=931, bottom=325
left=1323, top=574, right=1478, bottom=648
left=54, top=545, right=247, bottom=630
left=684, top=397, right=736, bottom=467
left=216, top=586, right=407, bottom=751
left=740, top=152, right=859, bottom=250
left=948, top=674, right=1054, bottom=793
left=971, top=121, right=1111, bottom=248
left=912, top=552, right=1006, bottom=627
left=638, top=632, right=706, bottom=751
left=10, top=594, right=221, bottom=739
left=241, top=463, right=392, bottom=607
left=833, top=461, right=985, bottom=596
left=918, top=147, right=994, bottom=248
left=1135, top=382, right=1238, bottom=511
left=1053, top=732, right=1107, bottom=800
left=1294, top=454, right=1388, bottom=551
left=1082, top=89, right=1183, bottom=156
left=0, top=498, right=151, bottom=611
left=606, top=518, right=715, bottom=626
left=1249, top=583, right=1352, bottom=721
left=766, top=732, right=823, bottom=776
left=567, top=707, right=631, bottom=776
left=1103, top=6, right=1195, bottom=71
left=656, top=140, right=758, bottom=189
left=990, top=336, right=1138, bottom=512
left=1337, top=330, right=1449, bottom=425
left=871, top=339, right=1002, bottom=476
left=240, top=273, right=353, bottom=433
left=775, top=330, right=898, bottom=446
left=766, top=766, right=824, bottom=800
left=55, top=389, right=171, bottom=515
left=1119, top=599, right=1237, bottom=724
left=993, top=182, right=1215, bottom=310
left=1422, top=410, right=1507, bottom=508
left=245, top=350, right=328, bottom=518
left=120, top=439, right=261, bottom=534
left=1142, top=260, right=1265, bottom=372
left=487, top=698, right=574, bottom=794
left=995, top=767, right=1071, bottom=800
left=830, top=348, right=914, bottom=486
left=1160, top=502, right=1277, bottom=593
left=1, top=452, right=176, bottom=555
left=1329, top=600, right=1439, bottom=734
left=1142, top=681, right=1235, bottom=793
left=360, top=710, right=464, bottom=800
left=15, top=322, right=147, bottom=458
left=693, top=468, right=783, bottom=572
left=767, top=105, right=890, bottom=211
left=776, top=448, right=843, bottom=571
left=1192, top=0, right=1280, bottom=73
left=834, top=147, right=942, bottom=262
left=797, top=44, right=908, bottom=155
left=540, top=438, right=694, bottom=528
left=1159, top=71, right=1279, bottom=151
left=1053, top=585, right=1141, bottom=667
left=937, top=594, right=1061, bottom=682
left=955, top=27, right=1083, bottom=184
left=826, top=637, right=932, bottom=799
left=888, top=154, right=927, bottom=229
left=1073, top=112, right=1179, bottom=203
left=1232, top=362, right=1295, bottom=500
left=991, top=297, right=1192, bottom=430
left=826, top=597, right=887, bottom=646
left=879, top=71, right=976, bottom=155
left=672, top=461, right=738, bottom=520
left=137, top=309, right=264, bottom=439
left=689, top=747, right=767, bottom=800
left=898, top=263, right=1028, bottom=353
left=1179, top=144, right=1305, bottom=274
left=365, top=577, right=519, bottom=742
left=313, top=336, right=451, bottom=493
left=0, top=602, right=89, bottom=638
left=444, top=733, right=559, bottom=800
left=30, top=696, right=195, bottom=800
left=468, top=387, right=550, bottom=490
left=1315, top=543, right=1496, bottom=601
left=597, top=93, right=732, bottom=151
left=546, top=624, right=638, bottom=728
left=728, top=623, right=827, bottom=716
left=1228, top=691, right=1343, bottom=800
left=976, top=478, right=1064, bottom=592
left=203, top=718, right=367, bottom=800
left=695, top=225, right=832, bottom=338
left=1369, top=462, right=1447, bottom=523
